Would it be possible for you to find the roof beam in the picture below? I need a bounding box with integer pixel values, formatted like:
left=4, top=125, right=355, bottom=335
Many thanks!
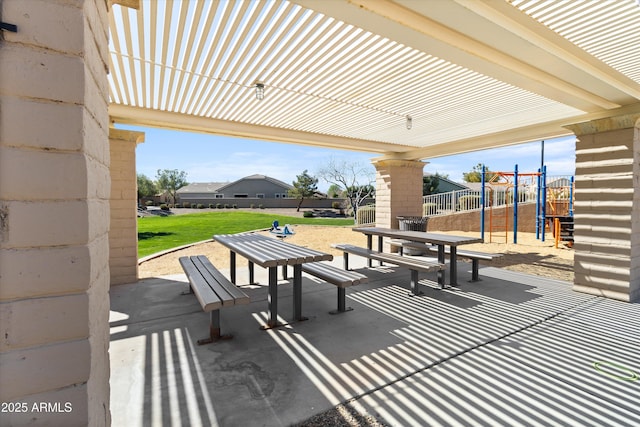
left=108, top=104, right=412, bottom=154
left=293, top=0, right=630, bottom=112
left=382, top=102, right=640, bottom=161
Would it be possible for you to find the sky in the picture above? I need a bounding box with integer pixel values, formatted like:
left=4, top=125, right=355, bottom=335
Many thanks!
left=121, top=124, right=576, bottom=192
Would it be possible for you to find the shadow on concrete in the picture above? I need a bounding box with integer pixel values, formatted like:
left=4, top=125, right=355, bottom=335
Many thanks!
left=110, top=263, right=640, bottom=427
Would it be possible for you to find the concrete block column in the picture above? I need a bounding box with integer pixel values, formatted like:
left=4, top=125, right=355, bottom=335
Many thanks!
left=372, top=158, right=426, bottom=231
left=565, top=114, right=640, bottom=302
left=109, top=129, right=144, bottom=286
left=0, top=0, right=111, bottom=425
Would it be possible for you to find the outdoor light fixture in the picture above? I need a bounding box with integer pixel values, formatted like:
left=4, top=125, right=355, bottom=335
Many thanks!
left=406, top=115, right=412, bottom=130
left=255, top=82, right=265, bottom=100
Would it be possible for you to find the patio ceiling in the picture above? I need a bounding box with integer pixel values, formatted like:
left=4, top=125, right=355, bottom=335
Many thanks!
left=108, top=0, right=640, bottom=160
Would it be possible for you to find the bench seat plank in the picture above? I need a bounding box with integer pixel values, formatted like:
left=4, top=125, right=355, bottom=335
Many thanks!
left=179, top=255, right=250, bottom=344
left=301, top=261, right=368, bottom=313
left=424, top=245, right=503, bottom=261
left=392, top=240, right=503, bottom=260
left=421, top=245, right=503, bottom=282
left=332, top=244, right=443, bottom=272
left=192, top=255, right=250, bottom=306
left=179, top=256, right=224, bottom=311
left=331, top=244, right=445, bottom=294
left=301, top=262, right=368, bottom=288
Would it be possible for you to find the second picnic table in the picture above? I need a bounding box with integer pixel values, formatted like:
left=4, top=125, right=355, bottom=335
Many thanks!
left=213, top=232, right=333, bottom=329
left=352, top=227, right=484, bottom=286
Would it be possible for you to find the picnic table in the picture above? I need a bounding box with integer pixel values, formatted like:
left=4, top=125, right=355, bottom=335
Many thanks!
left=352, top=227, right=483, bottom=286
left=213, top=233, right=333, bottom=329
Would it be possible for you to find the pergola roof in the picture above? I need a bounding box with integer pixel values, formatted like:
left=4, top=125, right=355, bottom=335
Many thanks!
left=108, top=0, right=640, bottom=160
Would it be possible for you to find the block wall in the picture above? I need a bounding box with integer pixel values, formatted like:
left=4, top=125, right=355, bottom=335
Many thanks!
left=567, top=115, right=640, bottom=302
left=0, top=0, right=111, bottom=425
left=109, top=129, right=143, bottom=286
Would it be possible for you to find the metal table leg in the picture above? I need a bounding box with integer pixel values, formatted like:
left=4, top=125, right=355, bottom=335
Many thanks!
left=262, top=267, right=279, bottom=329
left=248, top=261, right=255, bottom=284
left=437, top=245, right=446, bottom=289
left=230, top=251, right=236, bottom=284
left=450, top=246, right=458, bottom=286
left=293, top=265, right=307, bottom=321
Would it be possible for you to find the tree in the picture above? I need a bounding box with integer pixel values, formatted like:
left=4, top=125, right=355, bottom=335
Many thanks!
left=463, top=163, right=500, bottom=183
left=423, top=172, right=450, bottom=195
left=289, top=170, right=318, bottom=211
left=156, top=169, right=188, bottom=206
left=423, top=174, right=440, bottom=196
left=137, top=173, right=157, bottom=203
left=317, top=157, right=375, bottom=220
left=327, top=184, right=343, bottom=198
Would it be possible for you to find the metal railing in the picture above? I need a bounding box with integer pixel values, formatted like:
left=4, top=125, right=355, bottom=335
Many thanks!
left=355, top=206, right=376, bottom=225
left=350, top=176, right=574, bottom=222
left=423, top=176, right=572, bottom=217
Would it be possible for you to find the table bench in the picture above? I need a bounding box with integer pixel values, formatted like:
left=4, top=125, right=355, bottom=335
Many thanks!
left=179, top=255, right=250, bottom=345
left=331, top=243, right=446, bottom=294
left=390, top=240, right=502, bottom=282
left=301, top=262, right=368, bottom=314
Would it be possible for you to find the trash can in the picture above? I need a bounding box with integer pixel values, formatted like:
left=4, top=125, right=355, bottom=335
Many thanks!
left=397, top=216, right=428, bottom=232
left=396, top=216, right=429, bottom=255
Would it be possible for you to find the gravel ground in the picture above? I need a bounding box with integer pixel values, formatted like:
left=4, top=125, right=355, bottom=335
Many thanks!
left=292, top=402, right=390, bottom=427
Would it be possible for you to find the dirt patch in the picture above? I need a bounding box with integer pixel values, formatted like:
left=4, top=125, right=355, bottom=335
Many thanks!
left=139, top=226, right=573, bottom=282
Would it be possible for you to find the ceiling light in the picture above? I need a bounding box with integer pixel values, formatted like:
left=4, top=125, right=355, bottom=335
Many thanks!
left=406, top=115, right=412, bottom=130
left=255, top=82, right=265, bottom=100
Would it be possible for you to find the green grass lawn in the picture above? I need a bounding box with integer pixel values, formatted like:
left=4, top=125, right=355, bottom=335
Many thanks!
left=137, top=210, right=354, bottom=258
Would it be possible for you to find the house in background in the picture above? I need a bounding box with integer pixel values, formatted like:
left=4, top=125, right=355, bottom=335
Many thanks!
left=177, top=174, right=293, bottom=203
left=176, top=174, right=362, bottom=210
left=424, top=172, right=469, bottom=194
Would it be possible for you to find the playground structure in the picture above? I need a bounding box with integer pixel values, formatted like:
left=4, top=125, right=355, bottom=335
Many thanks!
left=480, top=165, right=574, bottom=246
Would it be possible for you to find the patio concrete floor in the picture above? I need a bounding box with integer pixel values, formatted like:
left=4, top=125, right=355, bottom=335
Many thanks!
left=110, top=256, right=640, bottom=426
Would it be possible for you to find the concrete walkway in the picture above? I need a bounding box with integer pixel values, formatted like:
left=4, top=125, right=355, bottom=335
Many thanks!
left=110, top=256, right=640, bottom=426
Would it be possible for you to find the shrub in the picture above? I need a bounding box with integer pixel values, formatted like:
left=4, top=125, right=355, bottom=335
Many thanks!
left=209, top=204, right=215, bottom=209
left=331, top=201, right=342, bottom=209
left=259, top=204, right=264, bottom=209
left=160, top=204, right=169, bottom=211
left=233, top=204, right=238, bottom=209
left=145, top=200, right=154, bottom=207
left=216, top=203, right=222, bottom=209
left=181, top=201, right=190, bottom=208
left=224, top=204, right=230, bottom=209
left=250, top=204, right=255, bottom=209
left=303, top=211, right=314, bottom=218
left=197, top=204, right=205, bottom=209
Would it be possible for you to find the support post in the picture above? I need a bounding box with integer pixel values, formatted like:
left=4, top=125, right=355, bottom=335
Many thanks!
left=564, top=113, right=640, bottom=302
left=541, top=166, right=547, bottom=242
left=536, top=168, right=541, bottom=240
left=109, top=129, right=144, bottom=286
left=481, top=164, right=486, bottom=240
left=513, top=164, right=518, bottom=244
